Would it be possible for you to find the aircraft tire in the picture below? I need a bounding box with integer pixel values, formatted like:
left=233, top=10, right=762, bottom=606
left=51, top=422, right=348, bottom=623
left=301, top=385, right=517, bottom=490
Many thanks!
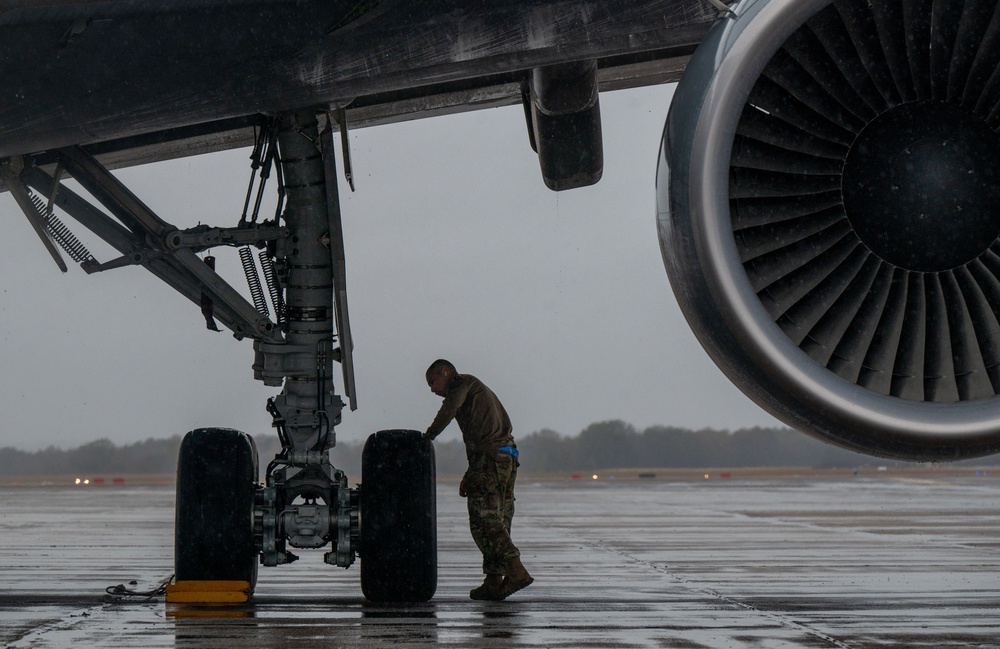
left=360, top=429, right=437, bottom=602
left=175, top=428, right=259, bottom=588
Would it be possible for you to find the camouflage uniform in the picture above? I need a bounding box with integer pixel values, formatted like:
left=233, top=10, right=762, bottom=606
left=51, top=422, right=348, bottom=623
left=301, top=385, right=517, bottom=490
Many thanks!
left=466, top=451, right=520, bottom=574
left=426, top=373, right=521, bottom=575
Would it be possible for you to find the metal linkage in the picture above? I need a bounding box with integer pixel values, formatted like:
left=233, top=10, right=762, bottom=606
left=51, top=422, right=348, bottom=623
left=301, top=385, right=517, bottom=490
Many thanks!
left=54, top=146, right=173, bottom=240
left=164, top=224, right=286, bottom=251
left=240, top=119, right=280, bottom=228
left=2, top=147, right=283, bottom=342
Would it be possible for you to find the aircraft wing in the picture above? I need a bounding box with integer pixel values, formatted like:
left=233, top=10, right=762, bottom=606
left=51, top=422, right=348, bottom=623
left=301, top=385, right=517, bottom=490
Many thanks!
left=1, top=0, right=715, bottom=167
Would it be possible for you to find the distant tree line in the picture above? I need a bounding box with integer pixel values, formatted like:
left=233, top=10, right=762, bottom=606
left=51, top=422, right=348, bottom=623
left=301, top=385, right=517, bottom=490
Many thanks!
left=3, top=421, right=998, bottom=476
left=515, top=421, right=903, bottom=473
left=0, top=437, right=181, bottom=476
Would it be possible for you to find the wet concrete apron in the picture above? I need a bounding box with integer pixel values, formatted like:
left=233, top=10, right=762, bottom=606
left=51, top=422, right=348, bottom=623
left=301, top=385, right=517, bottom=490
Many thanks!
left=0, top=474, right=997, bottom=648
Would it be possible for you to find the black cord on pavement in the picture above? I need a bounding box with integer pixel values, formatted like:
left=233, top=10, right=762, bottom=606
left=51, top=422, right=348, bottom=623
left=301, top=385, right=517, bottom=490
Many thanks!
left=103, top=574, right=174, bottom=603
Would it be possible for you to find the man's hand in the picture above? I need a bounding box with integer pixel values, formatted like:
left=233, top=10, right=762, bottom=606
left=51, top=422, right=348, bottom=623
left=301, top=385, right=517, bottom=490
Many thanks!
left=459, top=474, right=468, bottom=498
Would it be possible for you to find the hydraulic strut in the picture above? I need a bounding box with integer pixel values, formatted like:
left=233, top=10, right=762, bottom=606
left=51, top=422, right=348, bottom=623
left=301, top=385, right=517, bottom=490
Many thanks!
left=260, top=112, right=342, bottom=450
left=253, top=112, right=358, bottom=569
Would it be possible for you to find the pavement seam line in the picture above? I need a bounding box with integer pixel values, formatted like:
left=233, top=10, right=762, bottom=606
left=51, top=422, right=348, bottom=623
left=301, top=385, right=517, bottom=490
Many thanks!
left=581, top=538, right=859, bottom=649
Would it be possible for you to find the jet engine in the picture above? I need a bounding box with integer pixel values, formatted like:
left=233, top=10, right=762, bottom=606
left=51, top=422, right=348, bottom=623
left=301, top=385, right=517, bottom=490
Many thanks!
left=660, top=0, right=1000, bottom=460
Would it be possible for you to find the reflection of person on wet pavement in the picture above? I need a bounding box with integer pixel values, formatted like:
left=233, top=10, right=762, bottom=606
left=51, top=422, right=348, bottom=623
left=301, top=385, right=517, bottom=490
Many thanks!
left=423, top=359, right=533, bottom=601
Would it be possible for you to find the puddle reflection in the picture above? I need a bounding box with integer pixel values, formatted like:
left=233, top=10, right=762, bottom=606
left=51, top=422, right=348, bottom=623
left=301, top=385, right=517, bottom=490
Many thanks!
left=479, top=608, right=520, bottom=641
left=171, top=602, right=441, bottom=648
left=360, top=604, right=439, bottom=644
left=169, top=601, right=535, bottom=648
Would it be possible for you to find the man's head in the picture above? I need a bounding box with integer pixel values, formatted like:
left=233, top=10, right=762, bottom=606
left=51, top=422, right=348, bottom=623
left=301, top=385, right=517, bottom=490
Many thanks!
left=426, top=359, right=457, bottom=397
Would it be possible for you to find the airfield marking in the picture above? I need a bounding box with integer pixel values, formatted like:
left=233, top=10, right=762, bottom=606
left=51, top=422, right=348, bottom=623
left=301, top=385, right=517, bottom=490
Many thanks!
left=890, top=477, right=957, bottom=487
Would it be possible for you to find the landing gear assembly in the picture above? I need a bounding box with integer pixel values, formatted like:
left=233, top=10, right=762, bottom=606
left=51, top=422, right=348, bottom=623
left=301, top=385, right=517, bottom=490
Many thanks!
left=0, top=111, right=436, bottom=602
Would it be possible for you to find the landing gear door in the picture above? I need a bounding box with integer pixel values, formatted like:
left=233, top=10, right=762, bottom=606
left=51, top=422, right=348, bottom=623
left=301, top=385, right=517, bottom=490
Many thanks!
left=322, top=123, right=357, bottom=411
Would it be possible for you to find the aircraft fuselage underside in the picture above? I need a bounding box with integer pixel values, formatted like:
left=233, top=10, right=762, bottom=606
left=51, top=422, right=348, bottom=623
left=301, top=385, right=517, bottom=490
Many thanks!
left=0, top=0, right=715, bottom=168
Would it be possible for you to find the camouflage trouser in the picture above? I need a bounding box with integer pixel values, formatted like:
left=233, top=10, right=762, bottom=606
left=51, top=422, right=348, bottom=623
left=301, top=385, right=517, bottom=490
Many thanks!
left=466, top=451, right=520, bottom=575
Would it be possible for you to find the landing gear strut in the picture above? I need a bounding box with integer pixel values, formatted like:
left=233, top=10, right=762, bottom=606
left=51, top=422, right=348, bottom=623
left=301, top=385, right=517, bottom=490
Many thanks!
left=244, top=113, right=438, bottom=601
left=252, top=112, right=360, bottom=573
left=1, top=109, right=437, bottom=602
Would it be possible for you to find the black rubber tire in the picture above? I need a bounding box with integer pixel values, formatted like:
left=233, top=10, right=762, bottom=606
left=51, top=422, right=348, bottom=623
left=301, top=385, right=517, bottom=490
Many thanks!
left=175, top=428, right=259, bottom=588
left=360, top=429, right=437, bottom=602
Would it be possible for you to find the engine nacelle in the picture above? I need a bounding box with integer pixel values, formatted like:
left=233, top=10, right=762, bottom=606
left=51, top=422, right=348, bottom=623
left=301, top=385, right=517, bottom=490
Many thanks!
left=660, top=0, right=1000, bottom=460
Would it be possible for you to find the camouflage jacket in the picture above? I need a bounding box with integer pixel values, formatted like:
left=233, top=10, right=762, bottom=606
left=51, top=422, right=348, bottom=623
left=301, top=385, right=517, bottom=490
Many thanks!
left=426, top=373, right=514, bottom=457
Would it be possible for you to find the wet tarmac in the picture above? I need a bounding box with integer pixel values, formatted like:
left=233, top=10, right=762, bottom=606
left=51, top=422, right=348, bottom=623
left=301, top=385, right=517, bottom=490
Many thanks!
left=0, top=471, right=998, bottom=648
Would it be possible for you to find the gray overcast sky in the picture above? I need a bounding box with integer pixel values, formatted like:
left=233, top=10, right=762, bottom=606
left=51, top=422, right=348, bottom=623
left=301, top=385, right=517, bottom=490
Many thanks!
left=0, top=84, right=782, bottom=452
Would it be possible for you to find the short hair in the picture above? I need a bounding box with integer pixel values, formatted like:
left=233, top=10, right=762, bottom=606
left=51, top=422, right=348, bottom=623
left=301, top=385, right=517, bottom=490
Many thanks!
left=426, top=359, right=456, bottom=379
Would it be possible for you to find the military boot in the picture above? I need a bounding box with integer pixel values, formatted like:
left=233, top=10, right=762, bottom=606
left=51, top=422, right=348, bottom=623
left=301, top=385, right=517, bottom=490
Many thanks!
left=470, top=574, right=505, bottom=601
left=499, top=556, right=533, bottom=599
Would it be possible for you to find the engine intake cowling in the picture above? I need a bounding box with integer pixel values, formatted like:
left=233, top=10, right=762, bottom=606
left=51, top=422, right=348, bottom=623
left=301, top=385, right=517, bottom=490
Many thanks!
left=659, top=0, right=1000, bottom=460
